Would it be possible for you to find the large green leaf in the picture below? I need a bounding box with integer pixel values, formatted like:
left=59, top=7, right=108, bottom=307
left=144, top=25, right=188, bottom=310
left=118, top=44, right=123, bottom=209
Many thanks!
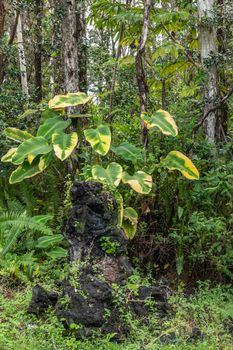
left=121, top=207, right=138, bottom=240
left=11, top=137, right=52, bottom=165
left=92, top=162, right=123, bottom=187
left=122, top=171, right=152, bottom=194
left=52, top=132, right=78, bottom=161
left=162, top=150, right=199, bottom=180
left=40, top=108, right=60, bottom=123
left=4, top=128, right=33, bottom=143
left=1, top=148, right=17, bottom=163
left=37, top=116, right=71, bottom=140
left=9, top=158, right=45, bottom=184
left=142, top=109, right=178, bottom=136
left=36, top=234, right=64, bottom=248
left=84, top=124, right=111, bottom=156
left=48, top=92, right=92, bottom=109
left=111, top=142, right=143, bottom=164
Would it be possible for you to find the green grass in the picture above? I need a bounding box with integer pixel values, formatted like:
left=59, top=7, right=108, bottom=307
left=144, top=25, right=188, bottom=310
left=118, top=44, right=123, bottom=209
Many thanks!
left=0, top=281, right=232, bottom=350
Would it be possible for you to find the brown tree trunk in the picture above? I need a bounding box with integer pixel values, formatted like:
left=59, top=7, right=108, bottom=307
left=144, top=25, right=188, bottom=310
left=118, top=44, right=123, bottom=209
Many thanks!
left=0, top=0, right=6, bottom=83
left=76, top=0, right=87, bottom=93
left=62, top=0, right=79, bottom=94
left=34, top=0, right=43, bottom=102
left=135, top=0, right=151, bottom=151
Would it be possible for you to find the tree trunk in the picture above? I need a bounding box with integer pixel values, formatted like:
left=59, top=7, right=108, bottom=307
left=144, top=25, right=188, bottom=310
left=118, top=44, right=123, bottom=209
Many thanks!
left=34, top=0, right=43, bottom=102
left=135, top=0, right=151, bottom=151
left=17, top=13, right=29, bottom=95
left=0, top=0, right=6, bottom=82
left=0, top=0, right=5, bottom=38
left=198, top=0, right=221, bottom=144
left=62, top=0, right=79, bottom=94
left=76, top=0, right=87, bottom=93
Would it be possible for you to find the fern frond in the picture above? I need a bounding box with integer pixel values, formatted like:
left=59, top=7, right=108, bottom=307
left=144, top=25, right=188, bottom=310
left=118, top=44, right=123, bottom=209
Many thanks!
left=0, top=211, right=54, bottom=256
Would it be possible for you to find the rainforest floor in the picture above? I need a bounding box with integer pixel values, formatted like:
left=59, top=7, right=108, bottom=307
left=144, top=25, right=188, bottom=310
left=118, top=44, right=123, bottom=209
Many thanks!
left=0, top=274, right=233, bottom=350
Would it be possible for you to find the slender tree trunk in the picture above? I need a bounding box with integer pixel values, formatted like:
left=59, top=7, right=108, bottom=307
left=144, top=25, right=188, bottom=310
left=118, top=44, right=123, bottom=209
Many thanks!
left=109, top=24, right=124, bottom=116
left=76, top=0, right=87, bottom=93
left=198, top=0, right=221, bottom=144
left=34, top=0, right=43, bottom=102
left=135, top=0, right=151, bottom=150
left=0, top=0, right=6, bottom=83
left=216, top=0, right=228, bottom=141
left=62, top=0, right=79, bottom=94
left=0, top=11, right=19, bottom=84
left=162, top=80, right=167, bottom=109
left=17, top=13, right=29, bottom=95
left=0, top=0, right=4, bottom=38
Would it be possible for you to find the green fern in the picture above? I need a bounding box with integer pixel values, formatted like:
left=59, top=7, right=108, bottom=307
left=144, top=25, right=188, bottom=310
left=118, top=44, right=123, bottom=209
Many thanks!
left=0, top=211, right=53, bottom=256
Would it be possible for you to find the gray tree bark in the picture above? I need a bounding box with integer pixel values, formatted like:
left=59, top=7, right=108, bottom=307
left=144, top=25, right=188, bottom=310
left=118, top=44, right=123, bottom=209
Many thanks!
left=34, top=0, right=43, bottom=102
left=17, top=13, right=29, bottom=95
left=198, top=0, right=220, bottom=144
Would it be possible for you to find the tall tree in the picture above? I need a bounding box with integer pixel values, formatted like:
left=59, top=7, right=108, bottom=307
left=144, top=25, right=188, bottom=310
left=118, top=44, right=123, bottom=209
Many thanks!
left=17, top=13, right=29, bottom=95
left=136, top=0, right=151, bottom=150
left=62, top=0, right=79, bottom=94
left=76, top=0, right=87, bottom=92
left=34, top=0, right=43, bottom=102
left=0, top=0, right=6, bottom=82
left=198, top=0, right=221, bottom=144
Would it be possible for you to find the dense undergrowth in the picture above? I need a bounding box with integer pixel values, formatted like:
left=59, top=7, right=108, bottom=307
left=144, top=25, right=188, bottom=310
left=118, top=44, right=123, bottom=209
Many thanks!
left=0, top=276, right=233, bottom=350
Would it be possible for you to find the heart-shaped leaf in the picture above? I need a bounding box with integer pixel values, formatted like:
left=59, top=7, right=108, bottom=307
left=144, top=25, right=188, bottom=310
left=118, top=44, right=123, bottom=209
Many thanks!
left=122, top=171, right=152, bottom=194
left=1, top=148, right=18, bottom=162
left=37, top=116, right=71, bottom=140
left=9, top=158, right=46, bottom=184
left=92, top=162, right=123, bottom=187
left=121, top=207, right=138, bottom=240
left=11, top=137, right=52, bottom=165
left=52, top=132, right=78, bottom=161
left=142, top=109, right=178, bottom=136
left=111, top=142, right=143, bottom=164
left=48, top=92, right=92, bottom=109
left=162, top=150, right=199, bottom=180
left=4, top=128, right=33, bottom=143
left=84, top=124, right=111, bottom=156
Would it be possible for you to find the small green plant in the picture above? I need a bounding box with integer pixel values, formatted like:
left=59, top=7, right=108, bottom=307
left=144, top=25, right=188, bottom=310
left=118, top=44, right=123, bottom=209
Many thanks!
left=100, top=236, right=120, bottom=255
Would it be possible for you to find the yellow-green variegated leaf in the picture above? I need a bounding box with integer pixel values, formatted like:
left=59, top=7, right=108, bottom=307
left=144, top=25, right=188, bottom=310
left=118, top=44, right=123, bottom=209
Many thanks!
left=1, top=148, right=17, bottom=162
left=39, top=152, right=53, bottom=171
left=11, top=137, right=52, bottom=165
left=84, top=124, right=111, bottom=156
left=111, top=142, right=143, bottom=165
left=48, top=92, right=92, bottom=109
left=37, top=116, right=71, bottom=140
left=52, top=132, right=78, bottom=161
left=121, top=207, right=138, bottom=240
left=122, top=171, right=152, bottom=194
left=92, top=162, right=122, bottom=187
left=115, top=192, right=124, bottom=227
left=162, top=151, right=199, bottom=180
left=9, top=159, right=43, bottom=184
left=4, top=128, right=33, bottom=143
left=142, top=109, right=178, bottom=136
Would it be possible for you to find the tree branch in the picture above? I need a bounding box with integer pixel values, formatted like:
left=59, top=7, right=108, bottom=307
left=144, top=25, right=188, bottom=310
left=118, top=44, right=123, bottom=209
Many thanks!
left=192, top=85, right=233, bottom=136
